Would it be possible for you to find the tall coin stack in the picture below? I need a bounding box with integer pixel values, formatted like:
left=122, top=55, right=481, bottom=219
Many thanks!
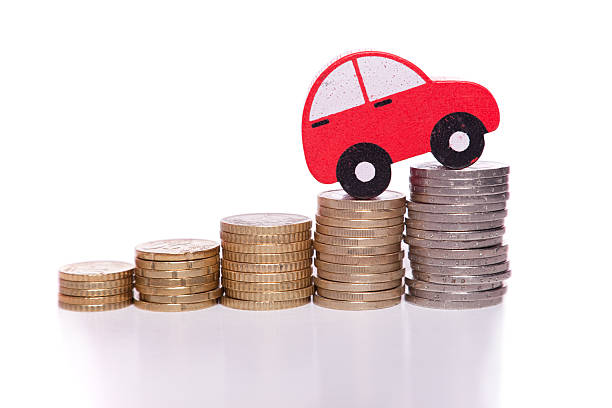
left=58, top=261, right=134, bottom=312
left=220, top=213, right=314, bottom=311
left=133, top=239, right=222, bottom=312
left=405, top=162, right=511, bottom=309
left=313, top=190, right=406, bottom=310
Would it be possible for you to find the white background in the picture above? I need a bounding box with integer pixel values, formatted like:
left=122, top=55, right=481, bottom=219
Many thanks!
left=1, top=1, right=610, bottom=407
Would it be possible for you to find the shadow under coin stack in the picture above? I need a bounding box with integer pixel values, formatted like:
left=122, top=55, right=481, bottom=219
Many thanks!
left=405, top=162, right=511, bottom=309
left=133, top=239, right=221, bottom=312
left=58, top=261, right=134, bottom=311
left=220, top=213, right=314, bottom=311
left=313, top=190, right=406, bottom=310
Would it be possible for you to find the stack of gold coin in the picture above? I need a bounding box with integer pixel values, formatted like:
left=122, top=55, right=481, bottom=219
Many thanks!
left=220, top=213, right=314, bottom=311
left=58, top=261, right=134, bottom=312
left=313, top=190, right=406, bottom=310
left=133, top=239, right=222, bottom=312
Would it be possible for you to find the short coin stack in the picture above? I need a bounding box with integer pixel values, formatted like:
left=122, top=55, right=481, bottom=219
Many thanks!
left=58, top=261, right=134, bottom=312
left=133, top=239, right=222, bottom=312
left=405, top=162, right=511, bottom=309
left=220, top=213, right=314, bottom=311
left=313, top=190, right=406, bottom=310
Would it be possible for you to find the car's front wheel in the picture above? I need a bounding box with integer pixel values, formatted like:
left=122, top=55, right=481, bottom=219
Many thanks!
left=430, top=112, right=486, bottom=169
left=336, top=143, right=392, bottom=199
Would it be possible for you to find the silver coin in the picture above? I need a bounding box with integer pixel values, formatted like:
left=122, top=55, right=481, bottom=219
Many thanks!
left=405, top=227, right=505, bottom=241
left=409, top=245, right=508, bottom=259
left=405, top=294, right=503, bottom=310
left=408, top=253, right=507, bottom=267
left=410, top=161, right=510, bottom=179
left=412, top=270, right=511, bottom=284
left=406, top=201, right=506, bottom=214
left=405, top=278, right=503, bottom=292
left=406, top=219, right=504, bottom=232
left=409, top=261, right=509, bottom=276
left=411, top=184, right=509, bottom=196
left=317, top=190, right=406, bottom=210
left=408, top=285, right=507, bottom=301
left=411, top=192, right=509, bottom=205
left=407, top=209, right=507, bottom=223
left=405, top=236, right=503, bottom=249
left=410, top=175, right=508, bottom=188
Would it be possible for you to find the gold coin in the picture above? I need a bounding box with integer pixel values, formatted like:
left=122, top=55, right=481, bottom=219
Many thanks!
left=59, top=285, right=133, bottom=297
left=59, top=299, right=133, bottom=312
left=317, top=251, right=404, bottom=266
left=221, top=249, right=313, bottom=263
left=135, top=239, right=220, bottom=261
left=314, top=277, right=403, bottom=292
left=59, top=277, right=133, bottom=289
left=316, top=223, right=405, bottom=238
left=318, top=206, right=405, bottom=220
left=59, top=261, right=134, bottom=282
left=136, top=280, right=218, bottom=295
left=225, top=285, right=314, bottom=301
left=135, top=255, right=219, bottom=270
left=221, top=239, right=312, bottom=254
left=316, top=214, right=404, bottom=228
left=313, top=294, right=400, bottom=310
left=220, top=296, right=310, bottom=311
left=222, top=259, right=311, bottom=273
left=134, top=299, right=217, bottom=312
left=315, top=259, right=403, bottom=274
left=221, top=276, right=312, bottom=292
left=316, top=285, right=403, bottom=302
left=314, top=242, right=401, bottom=256
left=135, top=273, right=217, bottom=287
left=220, top=213, right=311, bottom=234
left=220, top=230, right=311, bottom=244
left=316, top=269, right=405, bottom=283
left=221, top=268, right=312, bottom=283
left=314, top=232, right=402, bottom=247
left=139, top=287, right=222, bottom=304
left=58, top=292, right=132, bottom=305
left=135, top=265, right=219, bottom=278
left=317, top=190, right=406, bottom=210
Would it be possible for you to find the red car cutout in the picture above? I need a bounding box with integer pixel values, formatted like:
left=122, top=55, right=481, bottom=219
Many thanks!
left=301, top=51, right=500, bottom=199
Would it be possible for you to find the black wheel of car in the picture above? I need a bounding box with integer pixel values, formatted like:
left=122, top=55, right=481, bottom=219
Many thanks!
left=336, top=143, right=392, bottom=199
left=430, top=112, right=486, bottom=169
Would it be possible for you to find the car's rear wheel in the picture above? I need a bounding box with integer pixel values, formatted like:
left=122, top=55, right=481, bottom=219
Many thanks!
left=430, top=112, right=486, bottom=169
left=336, top=143, right=392, bottom=199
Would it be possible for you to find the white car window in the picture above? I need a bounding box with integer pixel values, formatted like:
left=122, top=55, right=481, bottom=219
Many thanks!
left=309, top=61, right=365, bottom=121
left=357, top=56, right=426, bottom=101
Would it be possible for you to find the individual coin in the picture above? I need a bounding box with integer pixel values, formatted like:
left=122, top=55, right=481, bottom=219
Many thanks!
left=316, top=214, right=404, bottom=228
left=314, top=241, right=401, bottom=256
left=221, top=239, right=312, bottom=254
left=317, top=190, right=406, bottom=210
left=59, top=285, right=133, bottom=297
left=58, top=299, right=133, bottom=312
left=59, top=276, right=133, bottom=289
left=410, top=162, right=510, bottom=179
left=317, top=251, right=404, bottom=266
left=315, top=259, right=403, bottom=274
left=221, top=268, right=312, bottom=283
left=404, top=236, right=503, bottom=249
left=409, top=245, right=508, bottom=259
left=59, top=261, right=134, bottom=282
left=135, top=265, right=219, bottom=279
left=409, top=175, right=509, bottom=187
left=405, top=294, right=502, bottom=309
left=314, top=277, right=403, bottom=292
left=316, top=223, right=405, bottom=238
left=136, top=280, right=218, bottom=296
left=410, top=184, right=509, bottom=196
left=406, top=201, right=506, bottom=214
left=221, top=276, right=312, bottom=292
left=405, top=278, right=503, bottom=292
left=220, top=296, right=310, bottom=311
left=406, top=219, right=504, bottom=232
left=317, top=206, right=405, bottom=220
left=408, top=285, right=507, bottom=301
left=220, top=213, right=311, bottom=234
left=58, top=292, right=132, bottom=305
left=412, top=270, right=512, bottom=284
left=139, top=287, right=222, bottom=304
left=409, top=261, right=510, bottom=276
left=225, top=286, right=314, bottom=301
left=221, top=249, right=313, bottom=263
left=316, top=269, right=405, bottom=283
left=405, top=227, right=505, bottom=241
left=317, top=285, right=403, bottom=302
left=135, top=256, right=219, bottom=270
left=135, top=239, right=219, bottom=261
left=407, top=210, right=507, bottom=223
left=410, top=192, right=510, bottom=205
left=314, top=232, right=402, bottom=247
left=313, top=295, right=400, bottom=310
left=408, top=253, right=507, bottom=267
left=220, top=230, right=311, bottom=244
left=221, top=259, right=311, bottom=273
left=134, top=299, right=217, bottom=312
left=135, top=273, right=218, bottom=287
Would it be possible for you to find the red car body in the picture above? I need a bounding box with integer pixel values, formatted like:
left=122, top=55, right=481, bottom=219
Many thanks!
left=302, top=51, right=500, bottom=184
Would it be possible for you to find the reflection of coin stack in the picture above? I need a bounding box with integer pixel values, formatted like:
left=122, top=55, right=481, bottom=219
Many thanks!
left=58, top=261, right=134, bottom=311
left=313, top=190, right=406, bottom=310
left=405, top=162, right=511, bottom=309
left=133, top=239, right=222, bottom=312
left=220, top=213, right=314, bottom=311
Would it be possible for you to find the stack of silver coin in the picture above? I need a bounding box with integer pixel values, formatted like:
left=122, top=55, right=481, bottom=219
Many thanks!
left=405, top=162, right=511, bottom=309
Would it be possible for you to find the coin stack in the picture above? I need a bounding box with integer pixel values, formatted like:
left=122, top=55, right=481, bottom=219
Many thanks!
left=219, top=213, right=314, bottom=311
left=58, top=261, right=134, bottom=312
left=313, top=190, right=406, bottom=310
left=133, top=239, right=222, bottom=312
left=405, top=162, right=511, bottom=309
